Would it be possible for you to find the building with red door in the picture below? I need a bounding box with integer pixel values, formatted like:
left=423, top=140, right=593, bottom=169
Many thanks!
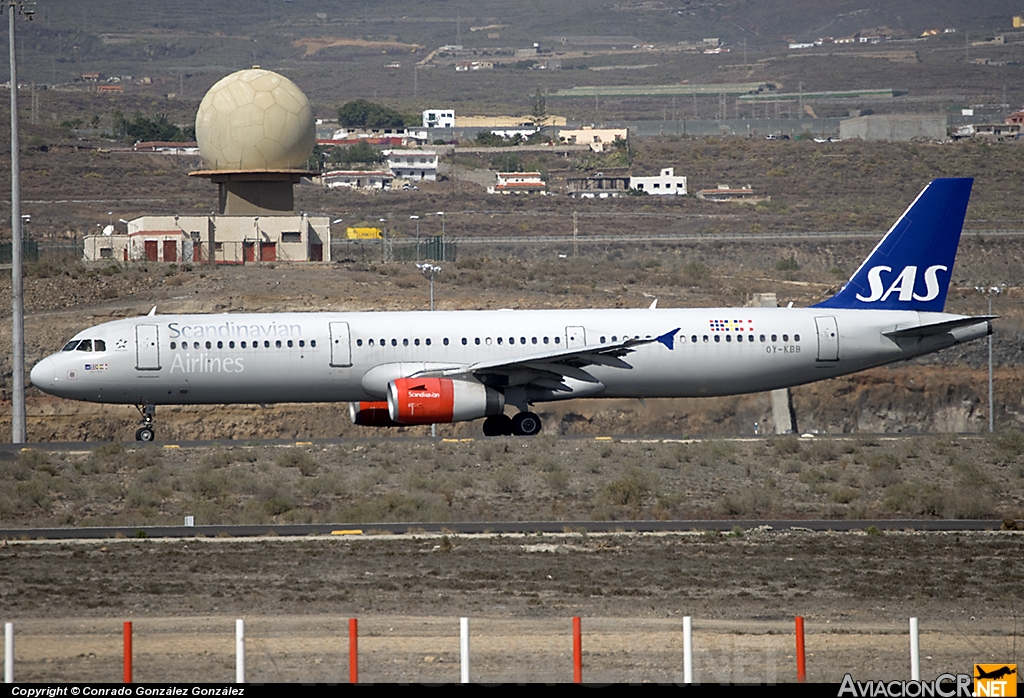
left=83, top=214, right=331, bottom=264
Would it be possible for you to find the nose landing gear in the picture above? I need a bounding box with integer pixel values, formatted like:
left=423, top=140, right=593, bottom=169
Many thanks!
left=135, top=403, right=156, bottom=442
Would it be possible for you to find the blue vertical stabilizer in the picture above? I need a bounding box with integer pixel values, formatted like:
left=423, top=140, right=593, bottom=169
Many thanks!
left=814, top=178, right=973, bottom=311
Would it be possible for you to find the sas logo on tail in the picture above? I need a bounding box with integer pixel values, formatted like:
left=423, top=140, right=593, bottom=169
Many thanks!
left=855, top=265, right=948, bottom=303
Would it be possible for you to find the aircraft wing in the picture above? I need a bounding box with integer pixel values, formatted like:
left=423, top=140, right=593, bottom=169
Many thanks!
left=412, top=327, right=680, bottom=391
left=883, top=315, right=995, bottom=338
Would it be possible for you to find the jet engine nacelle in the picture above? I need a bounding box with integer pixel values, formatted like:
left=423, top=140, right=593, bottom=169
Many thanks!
left=349, top=401, right=400, bottom=427
left=387, top=377, right=505, bottom=425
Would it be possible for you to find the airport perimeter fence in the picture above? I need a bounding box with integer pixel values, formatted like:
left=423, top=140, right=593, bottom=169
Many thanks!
left=2, top=614, right=1009, bottom=685
left=0, top=240, right=38, bottom=264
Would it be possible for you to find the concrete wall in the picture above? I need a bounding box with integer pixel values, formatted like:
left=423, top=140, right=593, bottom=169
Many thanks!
left=839, top=114, right=947, bottom=142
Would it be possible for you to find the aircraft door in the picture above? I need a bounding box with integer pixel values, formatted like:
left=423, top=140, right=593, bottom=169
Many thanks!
left=329, top=322, right=353, bottom=367
left=814, top=316, right=839, bottom=361
left=565, top=326, right=586, bottom=348
left=135, top=324, right=161, bottom=370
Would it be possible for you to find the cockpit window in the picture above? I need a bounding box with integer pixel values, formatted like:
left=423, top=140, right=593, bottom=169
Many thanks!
left=76, top=340, right=93, bottom=352
left=94, top=339, right=106, bottom=352
left=62, top=341, right=79, bottom=351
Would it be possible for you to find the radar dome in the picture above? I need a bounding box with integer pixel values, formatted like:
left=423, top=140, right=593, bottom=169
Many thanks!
left=196, top=69, right=315, bottom=170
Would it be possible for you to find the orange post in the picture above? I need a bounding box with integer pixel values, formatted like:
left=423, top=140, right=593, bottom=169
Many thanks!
left=348, top=618, right=358, bottom=684
left=123, top=621, right=132, bottom=683
left=795, top=616, right=806, bottom=682
left=572, top=616, right=582, bottom=684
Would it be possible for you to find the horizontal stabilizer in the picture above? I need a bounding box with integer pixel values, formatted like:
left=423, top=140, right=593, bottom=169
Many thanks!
left=883, top=316, right=995, bottom=338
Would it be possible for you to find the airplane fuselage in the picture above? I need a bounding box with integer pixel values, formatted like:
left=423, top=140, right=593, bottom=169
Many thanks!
left=30, top=307, right=990, bottom=407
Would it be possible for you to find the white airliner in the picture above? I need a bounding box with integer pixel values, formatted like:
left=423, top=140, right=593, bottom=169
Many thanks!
left=30, top=178, right=991, bottom=440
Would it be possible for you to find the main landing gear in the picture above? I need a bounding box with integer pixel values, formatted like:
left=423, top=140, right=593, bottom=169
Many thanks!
left=482, top=412, right=542, bottom=437
left=135, top=403, right=156, bottom=442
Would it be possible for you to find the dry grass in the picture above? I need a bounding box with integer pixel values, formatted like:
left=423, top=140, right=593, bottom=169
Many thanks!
left=0, top=435, right=1018, bottom=528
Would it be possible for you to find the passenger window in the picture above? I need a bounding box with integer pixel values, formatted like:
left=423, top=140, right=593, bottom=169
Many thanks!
left=357, top=339, right=363, bottom=346
left=532, top=337, right=537, bottom=344
left=391, top=339, right=397, bottom=346
left=310, top=340, right=316, bottom=347
left=520, top=337, right=526, bottom=344
left=264, top=341, right=270, bottom=348
left=76, top=340, right=92, bottom=352
left=771, top=334, right=777, bottom=342
left=600, top=336, right=606, bottom=343
left=426, top=338, right=432, bottom=346
left=726, top=335, right=732, bottom=342
left=543, top=337, right=549, bottom=344
left=287, top=340, right=293, bottom=348
left=403, top=338, right=409, bottom=346
left=760, top=335, right=765, bottom=342
left=795, top=334, right=800, bottom=342
left=62, top=341, right=79, bottom=351
left=229, top=341, right=235, bottom=349
left=748, top=335, right=754, bottom=343
left=462, top=338, right=467, bottom=345
left=298, top=340, right=304, bottom=347
left=170, top=342, right=177, bottom=350
left=485, top=338, right=492, bottom=345
left=475, top=338, right=480, bottom=345
left=554, top=337, right=560, bottom=344
left=218, top=341, right=224, bottom=349
left=714, top=335, right=720, bottom=343
left=241, top=341, right=247, bottom=348
left=783, top=334, right=789, bottom=342
left=497, top=337, right=503, bottom=345
left=95, top=340, right=106, bottom=351
left=206, top=341, right=212, bottom=349
left=703, top=336, right=708, bottom=342
left=193, top=342, right=200, bottom=350
left=414, top=339, right=420, bottom=346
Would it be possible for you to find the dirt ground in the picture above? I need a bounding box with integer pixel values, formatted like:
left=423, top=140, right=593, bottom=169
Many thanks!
left=2, top=530, right=1022, bottom=683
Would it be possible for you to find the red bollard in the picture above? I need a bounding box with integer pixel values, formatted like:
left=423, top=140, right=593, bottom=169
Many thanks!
left=572, top=616, right=582, bottom=684
left=795, top=616, right=806, bottom=683
left=123, top=621, right=132, bottom=684
left=349, top=618, right=358, bottom=684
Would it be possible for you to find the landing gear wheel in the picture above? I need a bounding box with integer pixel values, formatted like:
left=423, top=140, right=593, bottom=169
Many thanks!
left=511, top=411, right=542, bottom=437
left=482, top=414, right=513, bottom=436
left=134, top=403, right=156, bottom=442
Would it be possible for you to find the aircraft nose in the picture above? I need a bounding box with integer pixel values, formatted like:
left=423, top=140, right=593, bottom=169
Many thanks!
left=30, top=357, right=56, bottom=393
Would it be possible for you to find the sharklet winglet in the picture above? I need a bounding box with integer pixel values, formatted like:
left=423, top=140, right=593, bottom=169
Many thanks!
left=656, top=327, right=680, bottom=350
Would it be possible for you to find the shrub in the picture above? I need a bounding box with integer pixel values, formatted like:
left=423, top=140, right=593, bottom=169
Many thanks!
left=276, top=451, right=318, bottom=476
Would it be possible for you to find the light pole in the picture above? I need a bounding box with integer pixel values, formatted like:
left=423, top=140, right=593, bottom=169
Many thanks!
left=410, top=215, right=420, bottom=260
left=436, top=211, right=445, bottom=261
left=975, top=284, right=1003, bottom=433
left=8, top=0, right=33, bottom=444
left=417, top=263, right=441, bottom=311
left=417, top=261, right=442, bottom=439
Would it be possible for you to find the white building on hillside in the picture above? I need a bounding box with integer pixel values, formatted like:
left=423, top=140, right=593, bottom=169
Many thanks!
left=422, top=109, right=455, bottom=128
left=490, top=172, right=546, bottom=194
left=384, top=150, right=439, bottom=181
left=630, top=168, right=687, bottom=196
left=320, top=170, right=394, bottom=190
